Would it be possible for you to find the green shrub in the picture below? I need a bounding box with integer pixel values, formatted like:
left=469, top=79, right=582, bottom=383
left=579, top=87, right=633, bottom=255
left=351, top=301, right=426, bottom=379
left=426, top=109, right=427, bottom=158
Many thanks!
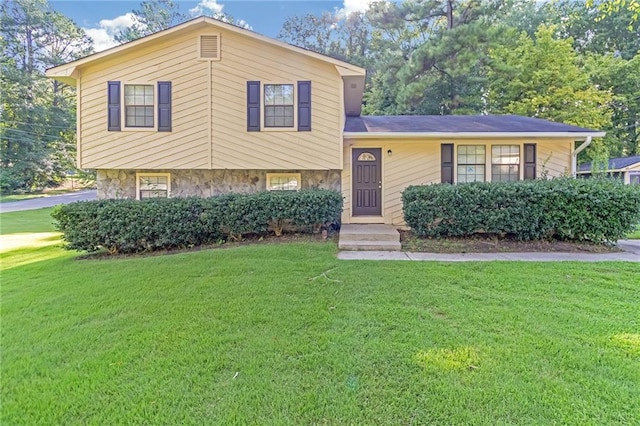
left=51, top=189, right=343, bottom=254
left=402, top=177, right=640, bottom=243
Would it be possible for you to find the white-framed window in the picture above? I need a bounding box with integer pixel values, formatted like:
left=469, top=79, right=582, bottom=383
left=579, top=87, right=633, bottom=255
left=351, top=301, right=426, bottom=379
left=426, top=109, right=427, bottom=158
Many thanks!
left=491, top=145, right=520, bottom=182
left=124, top=84, right=154, bottom=128
left=136, top=173, right=170, bottom=199
left=266, top=173, right=301, bottom=191
left=457, top=145, right=486, bottom=183
left=264, top=84, right=294, bottom=128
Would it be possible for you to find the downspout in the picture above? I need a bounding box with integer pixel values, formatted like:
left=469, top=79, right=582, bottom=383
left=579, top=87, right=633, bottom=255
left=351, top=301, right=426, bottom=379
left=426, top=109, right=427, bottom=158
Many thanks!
left=572, top=136, right=592, bottom=177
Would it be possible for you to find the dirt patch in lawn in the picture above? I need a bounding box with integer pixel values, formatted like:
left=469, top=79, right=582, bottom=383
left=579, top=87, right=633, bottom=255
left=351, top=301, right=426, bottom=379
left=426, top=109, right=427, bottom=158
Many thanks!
left=400, top=231, right=620, bottom=254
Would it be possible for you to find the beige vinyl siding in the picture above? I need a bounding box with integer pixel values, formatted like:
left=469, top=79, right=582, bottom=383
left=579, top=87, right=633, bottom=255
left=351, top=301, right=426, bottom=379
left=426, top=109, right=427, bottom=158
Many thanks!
left=77, top=27, right=343, bottom=170
left=209, top=30, right=341, bottom=170
left=342, top=138, right=574, bottom=225
left=342, top=140, right=440, bottom=225
left=536, top=139, right=572, bottom=177
left=80, top=32, right=210, bottom=169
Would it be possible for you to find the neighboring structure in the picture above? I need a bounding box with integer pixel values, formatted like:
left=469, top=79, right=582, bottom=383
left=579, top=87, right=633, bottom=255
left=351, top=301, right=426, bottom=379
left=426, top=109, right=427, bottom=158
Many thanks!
left=46, top=16, right=605, bottom=226
left=577, top=155, right=640, bottom=184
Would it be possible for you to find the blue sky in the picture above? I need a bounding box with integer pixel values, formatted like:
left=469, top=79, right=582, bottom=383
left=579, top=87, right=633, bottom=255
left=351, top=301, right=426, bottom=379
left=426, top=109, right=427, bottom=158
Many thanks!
left=50, top=0, right=371, bottom=51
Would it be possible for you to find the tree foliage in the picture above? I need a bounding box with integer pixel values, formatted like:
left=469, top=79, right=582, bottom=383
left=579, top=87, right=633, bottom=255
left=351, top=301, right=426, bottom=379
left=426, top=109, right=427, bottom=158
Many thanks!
left=4, top=0, right=639, bottom=193
left=114, top=0, right=185, bottom=43
left=1, top=0, right=92, bottom=192
left=279, top=0, right=636, bottom=162
left=486, top=25, right=612, bottom=130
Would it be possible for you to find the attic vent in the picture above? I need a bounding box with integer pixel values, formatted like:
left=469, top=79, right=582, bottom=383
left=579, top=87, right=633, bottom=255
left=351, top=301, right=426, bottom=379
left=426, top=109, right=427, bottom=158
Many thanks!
left=200, top=35, right=220, bottom=60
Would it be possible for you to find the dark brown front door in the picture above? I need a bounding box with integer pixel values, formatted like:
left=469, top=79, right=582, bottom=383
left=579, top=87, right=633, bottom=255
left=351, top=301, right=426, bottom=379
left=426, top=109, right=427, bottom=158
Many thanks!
left=353, top=148, right=382, bottom=216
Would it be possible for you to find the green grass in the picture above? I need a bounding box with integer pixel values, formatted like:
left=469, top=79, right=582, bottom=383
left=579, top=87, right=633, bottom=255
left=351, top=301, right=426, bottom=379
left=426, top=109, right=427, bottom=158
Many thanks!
left=1, top=207, right=57, bottom=233
left=0, top=193, right=46, bottom=203
left=627, top=224, right=640, bottom=239
left=2, top=209, right=639, bottom=424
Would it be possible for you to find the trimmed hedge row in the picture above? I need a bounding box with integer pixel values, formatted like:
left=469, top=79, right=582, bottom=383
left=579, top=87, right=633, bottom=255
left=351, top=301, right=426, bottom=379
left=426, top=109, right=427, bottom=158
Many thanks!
left=52, top=189, right=343, bottom=253
left=402, top=177, right=640, bottom=243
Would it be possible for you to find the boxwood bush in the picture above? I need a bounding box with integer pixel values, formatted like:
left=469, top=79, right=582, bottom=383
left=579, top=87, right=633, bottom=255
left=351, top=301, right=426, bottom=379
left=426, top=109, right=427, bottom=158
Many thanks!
left=402, top=177, right=640, bottom=243
left=52, top=189, right=343, bottom=254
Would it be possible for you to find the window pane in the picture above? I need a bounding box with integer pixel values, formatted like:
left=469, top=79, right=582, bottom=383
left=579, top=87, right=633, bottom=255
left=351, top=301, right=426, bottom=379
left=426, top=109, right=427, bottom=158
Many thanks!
left=269, top=176, right=298, bottom=191
left=124, top=85, right=154, bottom=128
left=264, top=105, right=294, bottom=128
left=357, top=152, right=376, bottom=161
left=492, top=165, right=520, bottom=182
left=124, top=85, right=154, bottom=106
left=282, top=85, right=294, bottom=103
left=125, top=106, right=154, bottom=127
left=491, top=145, right=520, bottom=181
left=492, top=145, right=520, bottom=165
left=265, top=116, right=275, bottom=127
left=139, top=175, right=168, bottom=198
left=264, top=84, right=294, bottom=127
left=457, top=145, right=485, bottom=182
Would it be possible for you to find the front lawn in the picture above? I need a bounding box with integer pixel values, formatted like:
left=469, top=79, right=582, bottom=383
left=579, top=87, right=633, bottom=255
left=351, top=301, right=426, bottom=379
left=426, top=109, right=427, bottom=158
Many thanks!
left=628, top=224, right=640, bottom=239
left=2, top=209, right=639, bottom=424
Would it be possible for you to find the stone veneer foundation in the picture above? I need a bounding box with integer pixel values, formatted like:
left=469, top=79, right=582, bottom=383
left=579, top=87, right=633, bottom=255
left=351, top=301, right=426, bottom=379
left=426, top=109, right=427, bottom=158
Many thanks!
left=97, top=169, right=342, bottom=199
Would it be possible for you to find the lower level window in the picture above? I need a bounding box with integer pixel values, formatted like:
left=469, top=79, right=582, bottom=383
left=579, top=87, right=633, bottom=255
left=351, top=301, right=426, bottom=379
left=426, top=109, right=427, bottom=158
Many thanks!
left=266, top=173, right=300, bottom=191
left=457, top=145, right=486, bottom=183
left=137, top=173, right=170, bottom=199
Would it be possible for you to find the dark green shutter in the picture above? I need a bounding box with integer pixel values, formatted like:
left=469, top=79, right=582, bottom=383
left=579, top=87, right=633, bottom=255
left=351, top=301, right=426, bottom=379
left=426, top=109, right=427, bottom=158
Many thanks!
left=247, top=81, right=260, bottom=131
left=298, top=80, right=311, bottom=131
left=107, top=81, right=121, bottom=131
left=157, top=81, right=172, bottom=132
left=441, top=143, right=454, bottom=183
left=524, top=143, right=536, bottom=180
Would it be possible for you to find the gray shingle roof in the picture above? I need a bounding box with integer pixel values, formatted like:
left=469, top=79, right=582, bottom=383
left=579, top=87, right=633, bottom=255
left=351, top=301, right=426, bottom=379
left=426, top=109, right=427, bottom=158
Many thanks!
left=578, top=155, right=640, bottom=172
left=344, top=115, right=601, bottom=134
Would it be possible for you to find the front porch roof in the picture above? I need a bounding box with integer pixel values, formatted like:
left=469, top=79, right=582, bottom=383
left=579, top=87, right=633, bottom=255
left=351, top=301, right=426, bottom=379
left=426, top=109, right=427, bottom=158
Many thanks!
left=344, top=115, right=605, bottom=139
left=577, top=155, right=640, bottom=173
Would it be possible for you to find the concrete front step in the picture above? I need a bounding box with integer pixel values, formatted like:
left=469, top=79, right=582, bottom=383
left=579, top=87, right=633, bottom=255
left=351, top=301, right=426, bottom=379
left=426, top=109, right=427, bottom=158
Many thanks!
left=338, top=240, right=402, bottom=251
left=338, top=224, right=401, bottom=251
left=338, top=224, right=400, bottom=242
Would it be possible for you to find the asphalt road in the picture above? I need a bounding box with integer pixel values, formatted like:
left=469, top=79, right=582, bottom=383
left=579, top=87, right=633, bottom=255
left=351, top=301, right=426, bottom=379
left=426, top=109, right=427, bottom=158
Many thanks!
left=0, top=190, right=97, bottom=213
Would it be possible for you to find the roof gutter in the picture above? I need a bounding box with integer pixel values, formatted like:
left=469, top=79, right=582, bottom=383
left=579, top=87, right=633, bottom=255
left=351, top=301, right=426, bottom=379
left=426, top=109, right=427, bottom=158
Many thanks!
left=343, top=132, right=606, bottom=139
left=571, top=136, right=592, bottom=177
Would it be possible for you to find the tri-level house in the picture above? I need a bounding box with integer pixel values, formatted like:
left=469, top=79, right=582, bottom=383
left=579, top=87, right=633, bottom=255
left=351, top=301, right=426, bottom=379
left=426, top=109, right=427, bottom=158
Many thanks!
left=47, top=16, right=604, bottom=226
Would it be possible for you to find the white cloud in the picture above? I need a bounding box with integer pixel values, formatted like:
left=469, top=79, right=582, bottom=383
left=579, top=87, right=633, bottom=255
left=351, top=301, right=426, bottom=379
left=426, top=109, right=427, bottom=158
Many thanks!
left=343, top=0, right=377, bottom=15
left=235, top=19, right=252, bottom=30
left=333, top=0, right=385, bottom=19
left=83, top=13, right=138, bottom=52
left=189, top=0, right=252, bottom=30
left=189, top=0, right=224, bottom=16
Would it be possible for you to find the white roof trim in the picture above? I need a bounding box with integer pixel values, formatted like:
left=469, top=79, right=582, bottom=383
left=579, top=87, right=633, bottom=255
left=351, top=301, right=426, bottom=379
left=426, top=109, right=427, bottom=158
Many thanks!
left=343, top=131, right=606, bottom=139
left=47, top=16, right=365, bottom=79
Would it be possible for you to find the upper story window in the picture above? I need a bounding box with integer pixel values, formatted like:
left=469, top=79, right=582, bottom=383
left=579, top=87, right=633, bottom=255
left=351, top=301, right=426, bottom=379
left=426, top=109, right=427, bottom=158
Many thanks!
left=107, top=81, right=171, bottom=132
left=246, top=81, right=311, bottom=132
left=124, top=84, right=154, bottom=128
left=264, top=84, right=294, bottom=128
left=457, top=145, right=486, bottom=183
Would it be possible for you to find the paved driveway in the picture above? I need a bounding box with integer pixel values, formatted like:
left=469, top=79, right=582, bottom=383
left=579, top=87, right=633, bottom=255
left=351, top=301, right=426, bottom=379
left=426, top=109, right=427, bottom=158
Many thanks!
left=0, top=190, right=97, bottom=213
